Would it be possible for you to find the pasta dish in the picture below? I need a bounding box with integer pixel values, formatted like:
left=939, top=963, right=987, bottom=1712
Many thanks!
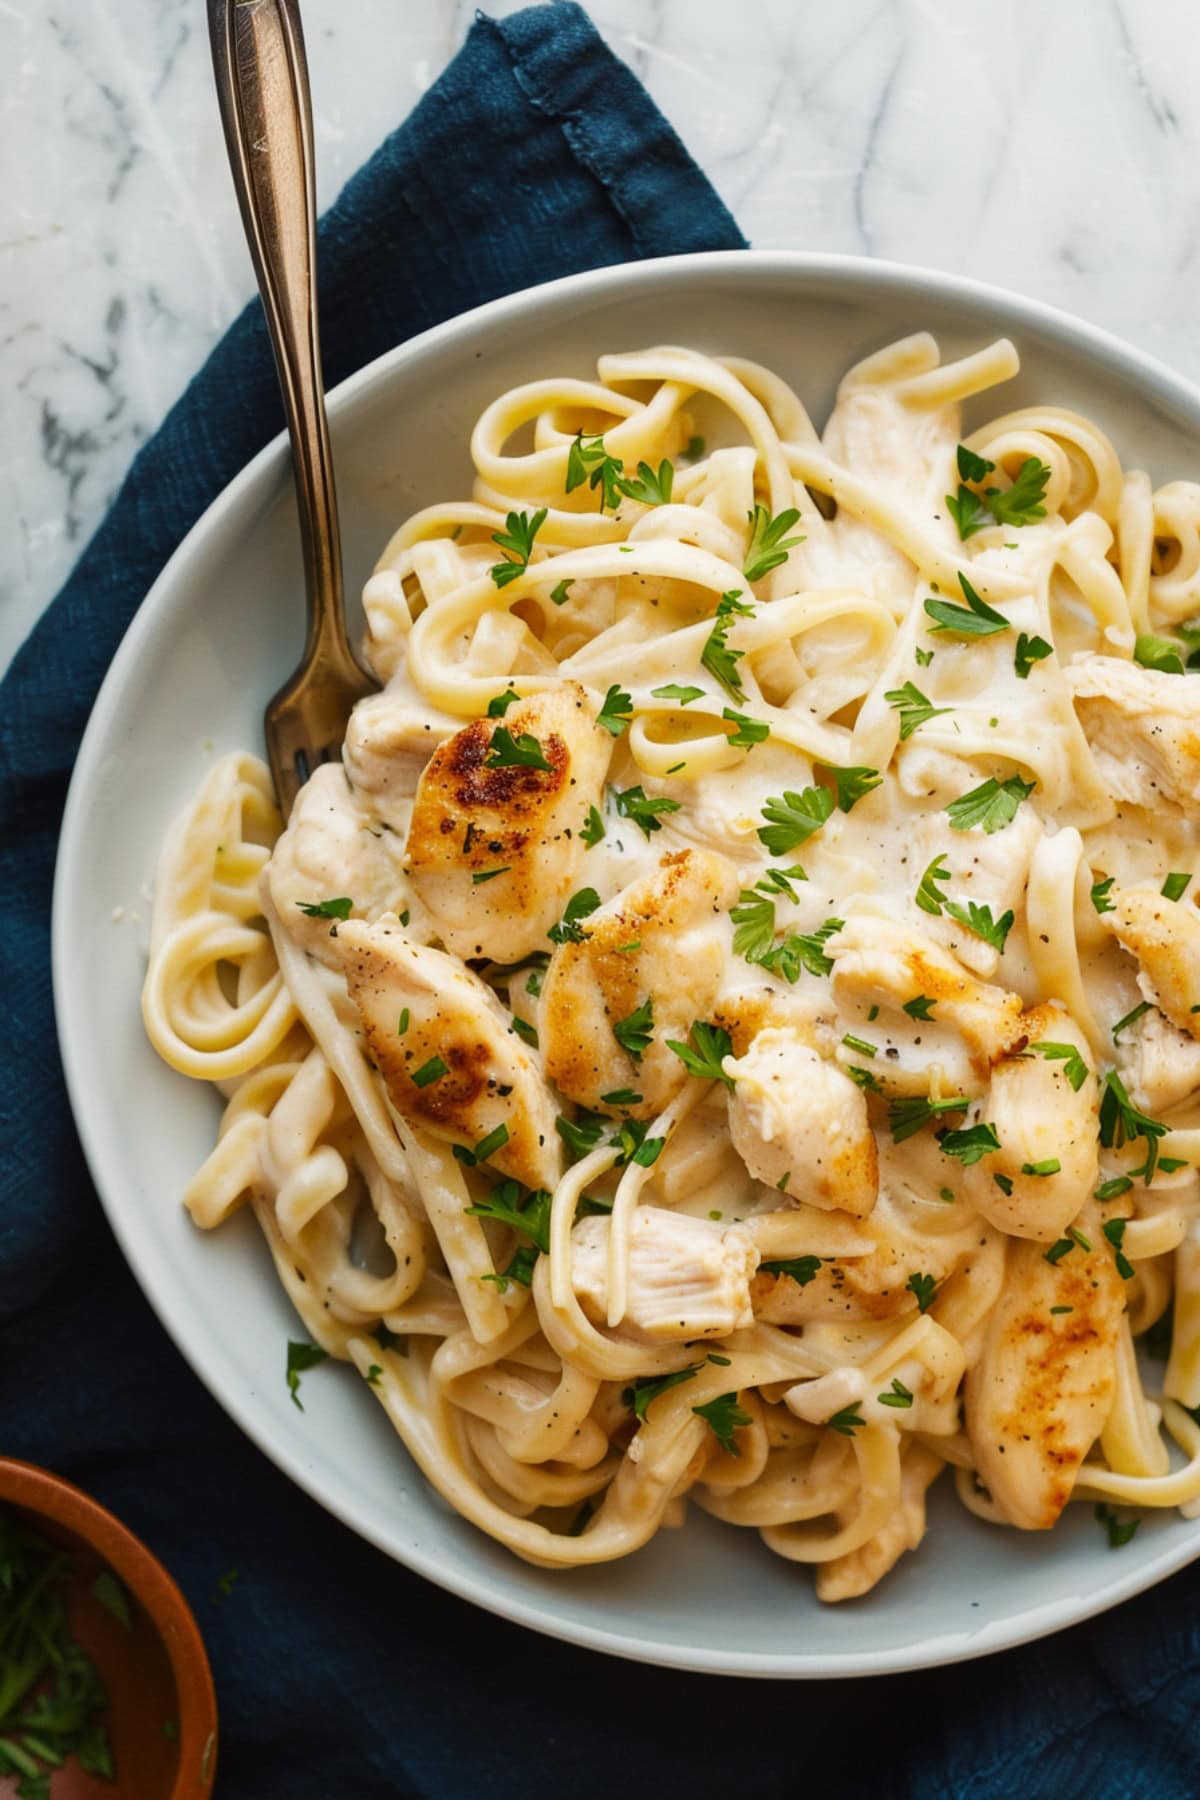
left=143, top=337, right=1200, bottom=1599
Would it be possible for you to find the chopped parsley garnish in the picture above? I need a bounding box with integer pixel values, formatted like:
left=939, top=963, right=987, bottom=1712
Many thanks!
left=878, top=1377, right=914, bottom=1409
left=744, top=504, right=803, bottom=582
left=755, top=864, right=808, bottom=899
left=556, top=1113, right=605, bottom=1159
left=1098, top=1072, right=1168, bottom=1183
left=490, top=507, right=547, bottom=586
left=1015, top=632, right=1053, bottom=679
left=985, top=457, right=1052, bottom=526
left=486, top=725, right=553, bottom=772
left=666, top=1020, right=735, bottom=1087
left=601, top=1088, right=643, bottom=1107
left=760, top=1256, right=822, bottom=1286
left=1162, top=872, right=1193, bottom=902
left=481, top=1245, right=540, bottom=1291
left=723, top=707, right=770, bottom=748
left=566, top=433, right=625, bottom=511
left=1103, top=1217, right=1135, bottom=1280
left=411, top=1056, right=449, bottom=1088
left=887, top=1094, right=970, bottom=1142
left=945, top=774, right=1035, bottom=833
left=297, top=896, right=353, bottom=920
left=903, top=995, right=937, bottom=1021
left=700, top=590, right=752, bottom=700
left=1028, top=1041, right=1090, bottom=1091
left=1095, top=1502, right=1140, bottom=1548
left=762, top=919, right=843, bottom=982
left=1111, top=1001, right=1152, bottom=1042
left=652, top=683, right=705, bottom=704
left=1134, top=632, right=1186, bottom=675
left=612, top=998, right=654, bottom=1062
left=365, top=1364, right=383, bottom=1386
left=580, top=805, right=606, bottom=847
left=886, top=681, right=951, bottom=741
left=916, top=853, right=951, bottom=915
left=915, top=645, right=935, bottom=667
left=845, top=1064, right=883, bottom=1092
left=817, top=762, right=882, bottom=812
left=1091, top=876, right=1116, bottom=914
left=612, top=784, right=681, bottom=837
left=994, top=1172, right=1014, bottom=1195
left=624, top=1365, right=700, bottom=1421
left=757, top=785, right=834, bottom=854
left=1095, top=1175, right=1134, bottom=1202
left=944, top=898, right=1015, bottom=951
left=684, top=435, right=706, bottom=461
left=486, top=688, right=523, bottom=717
left=455, top=1122, right=510, bottom=1166
left=829, top=1403, right=865, bottom=1436
left=550, top=579, right=573, bottom=606
left=287, top=1340, right=328, bottom=1410
left=1050, top=1305, right=1073, bottom=1316
left=620, top=458, right=675, bottom=506
left=945, top=486, right=994, bottom=540
left=907, top=1272, right=937, bottom=1312
left=731, top=890, right=777, bottom=965
left=548, top=887, right=602, bottom=944
left=1045, top=1237, right=1075, bottom=1265
left=938, top=1122, right=1001, bottom=1165
left=693, top=1392, right=752, bottom=1455
left=511, top=1015, right=538, bottom=1047
left=924, top=572, right=1009, bottom=638
left=397, top=1009, right=410, bottom=1037
left=842, top=1033, right=877, bottom=1057
left=1022, top=1158, right=1062, bottom=1177
left=472, top=866, right=510, bottom=884
left=596, top=685, right=634, bottom=737
left=957, top=444, right=996, bottom=483
left=467, top=1179, right=551, bottom=1253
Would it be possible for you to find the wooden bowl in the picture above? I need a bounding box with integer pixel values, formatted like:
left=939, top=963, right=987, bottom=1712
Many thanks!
left=0, top=1459, right=217, bottom=1798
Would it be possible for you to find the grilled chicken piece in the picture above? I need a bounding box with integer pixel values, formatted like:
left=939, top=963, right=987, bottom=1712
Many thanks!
left=726, top=1031, right=878, bottom=1216
left=571, top=1207, right=758, bottom=1342
left=816, top=1444, right=944, bottom=1603
left=910, top=805, right=1042, bottom=975
left=342, top=687, right=457, bottom=830
left=339, top=917, right=561, bottom=1190
left=711, top=984, right=829, bottom=1058
left=540, top=849, right=739, bottom=1119
left=1108, top=886, right=1200, bottom=1039
left=404, top=682, right=611, bottom=962
left=751, top=1193, right=981, bottom=1324
left=965, top=1218, right=1124, bottom=1529
left=964, top=1005, right=1099, bottom=1242
left=828, top=914, right=1024, bottom=1094
left=1121, top=1006, right=1200, bottom=1113
left=1066, top=655, right=1200, bottom=812
left=267, top=764, right=409, bottom=969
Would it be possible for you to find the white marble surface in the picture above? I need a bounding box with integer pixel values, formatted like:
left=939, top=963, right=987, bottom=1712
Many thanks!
left=4, top=0, right=1200, bottom=671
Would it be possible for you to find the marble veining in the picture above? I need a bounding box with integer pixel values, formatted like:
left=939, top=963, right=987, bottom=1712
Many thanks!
left=4, top=0, right=1200, bottom=669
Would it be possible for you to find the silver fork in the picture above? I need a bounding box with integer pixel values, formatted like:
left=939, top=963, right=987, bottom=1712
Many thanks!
left=209, top=0, right=376, bottom=819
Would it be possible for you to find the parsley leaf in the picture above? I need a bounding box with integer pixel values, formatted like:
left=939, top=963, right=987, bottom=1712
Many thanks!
left=612, top=784, right=681, bottom=837
left=886, top=681, right=951, bottom=740
left=723, top=707, right=771, bottom=749
left=924, top=572, right=1009, bottom=637
left=487, top=688, right=523, bottom=717
left=1134, top=632, right=1186, bottom=675
left=490, top=507, right=547, bottom=586
left=1028, top=1041, right=1089, bottom=1091
left=1099, top=1071, right=1168, bottom=1182
left=550, top=579, right=573, bottom=606
left=511, top=1014, right=538, bottom=1047
left=580, top=804, right=605, bottom=847
left=556, top=1112, right=605, bottom=1159
left=595, top=685, right=634, bottom=738
left=411, top=1056, right=449, bottom=1088
left=297, top=896, right=353, bottom=920
left=907, top=1272, right=937, bottom=1312
left=665, top=1020, right=735, bottom=1087
left=612, top=998, right=654, bottom=1062
left=1163, top=872, right=1193, bottom=902
left=486, top=725, right=553, bottom=772
left=481, top=1245, right=540, bottom=1291
left=624, top=1365, right=700, bottom=1421
left=878, top=1376, right=914, bottom=1409
left=619, top=459, right=674, bottom=506
left=938, top=1122, right=1000, bottom=1165
left=762, top=918, right=843, bottom=982
left=887, top=1094, right=970, bottom=1142
left=601, top=1087, right=643, bottom=1107
left=1095, top=1502, right=1140, bottom=1548
left=700, top=591, right=751, bottom=700
left=760, top=1256, right=822, bottom=1286
left=454, top=1122, right=511, bottom=1166
left=565, top=433, right=625, bottom=511
left=817, top=762, right=882, bottom=812
left=903, top=995, right=937, bottom=1021
left=548, top=887, right=601, bottom=944
left=652, top=683, right=705, bottom=705
left=757, top=785, right=834, bottom=854
left=744, top=504, right=803, bottom=582
left=731, top=890, right=777, bottom=965
left=467, top=1179, right=551, bottom=1254
left=916, top=853, right=951, bottom=915
left=829, top=1403, right=865, bottom=1436
left=943, top=898, right=1015, bottom=952
left=957, top=444, right=996, bottom=483
left=1091, top=875, right=1116, bottom=915
left=945, top=485, right=995, bottom=539
left=472, top=866, right=510, bottom=885
left=945, top=774, right=1035, bottom=834
left=1112, top=1001, right=1153, bottom=1041
left=1103, top=1217, right=1135, bottom=1280
left=1022, top=1158, right=1062, bottom=1176
left=693, top=1392, right=752, bottom=1455
left=986, top=456, right=1051, bottom=526
left=287, top=1340, right=328, bottom=1410
left=1015, top=632, right=1053, bottom=679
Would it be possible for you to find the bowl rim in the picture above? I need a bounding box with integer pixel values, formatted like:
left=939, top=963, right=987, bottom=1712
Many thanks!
left=0, top=1456, right=218, bottom=1790
left=52, top=248, right=1200, bottom=1679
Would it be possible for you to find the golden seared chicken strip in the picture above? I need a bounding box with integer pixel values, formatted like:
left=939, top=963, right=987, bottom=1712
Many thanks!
left=827, top=915, right=1024, bottom=1094
left=963, top=1004, right=1099, bottom=1242
left=1108, top=886, right=1200, bottom=1039
left=404, top=682, right=611, bottom=963
left=751, top=1193, right=984, bottom=1325
left=540, top=848, right=739, bottom=1119
left=342, top=687, right=458, bottom=831
left=1066, top=655, right=1200, bottom=812
left=725, top=1030, right=878, bottom=1216
left=712, top=984, right=831, bottom=1058
left=966, top=1218, right=1124, bottom=1529
left=816, top=1444, right=944, bottom=1604
left=339, top=917, right=561, bottom=1191
left=1121, top=1007, right=1200, bottom=1113
left=571, top=1207, right=758, bottom=1343
left=267, top=764, right=409, bottom=970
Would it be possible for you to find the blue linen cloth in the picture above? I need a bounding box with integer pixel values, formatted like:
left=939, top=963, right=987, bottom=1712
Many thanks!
left=1, top=6, right=1196, bottom=1796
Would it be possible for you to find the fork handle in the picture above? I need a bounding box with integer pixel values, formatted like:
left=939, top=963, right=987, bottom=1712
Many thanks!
left=208, top=0, right=350, bottom=668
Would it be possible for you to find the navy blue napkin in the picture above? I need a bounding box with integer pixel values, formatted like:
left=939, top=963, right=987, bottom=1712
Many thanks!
left=2, top=7, right=1198, bottom=1797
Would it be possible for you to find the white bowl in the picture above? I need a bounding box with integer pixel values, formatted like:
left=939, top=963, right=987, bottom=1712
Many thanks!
left=54, top=251, right=1200, bottom=1677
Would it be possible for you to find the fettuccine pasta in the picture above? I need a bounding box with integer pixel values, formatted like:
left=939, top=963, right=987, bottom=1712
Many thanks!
left=144, top=336, right=1200, bottom=1598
